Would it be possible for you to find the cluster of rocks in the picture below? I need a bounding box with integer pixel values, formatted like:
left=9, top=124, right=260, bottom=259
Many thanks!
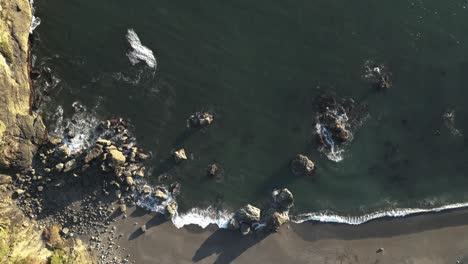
left=228, top=188, right=294, bottom=235
left=315, top=95, right=354, bottom=147
left=134, top=184, right=179, bottom=220
left=12, top=118, right=150, bottom=234
left=187, top=111, right=214, bottom=128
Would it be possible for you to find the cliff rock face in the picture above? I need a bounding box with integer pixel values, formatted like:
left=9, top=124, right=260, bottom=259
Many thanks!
left=0, top=0, right=47, bottom=170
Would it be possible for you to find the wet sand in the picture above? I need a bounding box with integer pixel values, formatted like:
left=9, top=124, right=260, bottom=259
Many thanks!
left=112, top=207, right=468, bottom=264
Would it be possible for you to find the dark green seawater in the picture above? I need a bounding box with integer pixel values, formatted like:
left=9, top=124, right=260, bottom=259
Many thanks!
left=33, top=0, right=468, bottom=220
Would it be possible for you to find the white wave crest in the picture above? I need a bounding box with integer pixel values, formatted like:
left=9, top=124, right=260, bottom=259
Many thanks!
left=126, top=29, right=157, bottom=69
left=172, top=207, right=233, bottom=229
left=29, top=0, right=41, bottom=33
left=293, top=202, right=468, bottom=225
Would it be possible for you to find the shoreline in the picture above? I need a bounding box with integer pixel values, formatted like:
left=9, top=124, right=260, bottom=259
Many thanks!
left=111, top=205, right=468, bottom=264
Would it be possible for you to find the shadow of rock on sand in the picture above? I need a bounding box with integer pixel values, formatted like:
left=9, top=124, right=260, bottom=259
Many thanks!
left=129, top=214, right=167, bottom=241
left=193, top=229, right=269, bottom=264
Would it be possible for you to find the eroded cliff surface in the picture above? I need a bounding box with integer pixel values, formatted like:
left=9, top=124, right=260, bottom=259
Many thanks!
left=0, top=0, right=46, bottom=170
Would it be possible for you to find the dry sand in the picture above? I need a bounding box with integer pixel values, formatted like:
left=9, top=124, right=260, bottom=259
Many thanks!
left=110, top=207, right=468, bottom=264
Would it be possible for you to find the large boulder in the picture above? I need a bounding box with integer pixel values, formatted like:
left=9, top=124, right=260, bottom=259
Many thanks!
left=235, top=204, right=261, bottom=224
left=273, top=188, right=294, bottom=211
left=290, top=154, right=315, bottom=176
left=264, top=208, right=289, bottom=232
left=108, top=148, right=126, bottom=167
left=165, top=201, right=178, bottom=219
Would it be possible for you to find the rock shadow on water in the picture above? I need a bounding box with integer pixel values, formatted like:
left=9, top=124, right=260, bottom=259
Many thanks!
left=192, top=229, right=269, bottom=264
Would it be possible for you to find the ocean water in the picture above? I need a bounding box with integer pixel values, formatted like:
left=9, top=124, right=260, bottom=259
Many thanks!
left=32, top=0, right=468, bottom=225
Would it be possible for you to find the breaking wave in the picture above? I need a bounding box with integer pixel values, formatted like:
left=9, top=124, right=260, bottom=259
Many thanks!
left=126, top=29, right=157, bottom=69
left=49, top=102, right=100, bottom=153
left=30, top=0, right=41, bottom=33
left=136, top=200, right=468, bottom=229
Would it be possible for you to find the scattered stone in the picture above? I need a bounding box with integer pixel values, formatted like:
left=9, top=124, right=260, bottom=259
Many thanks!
left=63, top=159, right=77, bottom=173
left=125, top=177, right=134, bottom=186
left=376, top=248, right=384, bottom=253
left=14, top=189, right=25, bottom=196
left=37, top=186, right=44, bottom=192
left=96, top=138, right=112, bottom=146
left=48, top=136, right=62, bottom=146
left=290, top=154, right=315, bottom=176
left=119, top=204, right=127, bottom=213
left=61, top=227, right=69, bottom=236
left=55, top=163, right=64, bottom=172
left=140, top=225, right=147, bottom=233
left=84, top=144, right=103, bottom=163
left=57, top=144, right=71, bottom=158
left=173, top=149, right=187, bottom=163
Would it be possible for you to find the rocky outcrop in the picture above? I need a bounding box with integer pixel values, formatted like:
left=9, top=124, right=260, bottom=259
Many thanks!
left=290, top=154, right=315, bottom=176
left=228, top=188, right=295, bottom=235
left=0, top=0, right=47, bottom=170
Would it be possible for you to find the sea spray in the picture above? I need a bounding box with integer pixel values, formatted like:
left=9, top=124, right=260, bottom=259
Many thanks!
left=126, top=29, right=157, bottom=69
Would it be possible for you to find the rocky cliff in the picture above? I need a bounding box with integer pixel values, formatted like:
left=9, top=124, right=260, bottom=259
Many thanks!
left=0, top=0, right=46, bottom=170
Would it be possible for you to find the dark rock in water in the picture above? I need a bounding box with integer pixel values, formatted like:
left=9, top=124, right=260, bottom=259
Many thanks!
left=240, top=223, right=251, bottom=236
left=235, top=204, right=261, bottom=224
left=364, top=63, right=392, bottom=90
left=173, top=149, right=187, bottom=163
left=290, top=154, right=315, bottom=176
left=264, top=208, right=289, bottom=232
left=207, top=163, right=220, bottom=178
left=272, top=188, right=294, bottom=211
left=169, top=182, right=181, bottom=197
left=187, top=111, right=214, bottom=128
left=227, top=218, right=240, bottom=231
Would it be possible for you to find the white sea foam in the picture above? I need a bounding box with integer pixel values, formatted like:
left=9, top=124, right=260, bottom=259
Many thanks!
left=126, top=29, right=157, bottom=69
left=172, top=208, right=233, bottom=229
left=50, top=102, right=100, bottom=153
left=293, top=202, right=468, bottom=225
left=315, top=123, right=345, bottom=162
left=29, top=0, right=41, bottom=33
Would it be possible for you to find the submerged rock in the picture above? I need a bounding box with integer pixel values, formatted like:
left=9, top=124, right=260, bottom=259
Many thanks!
left=173, top=149, right=187, bottom=163
left=235, top=204, right=261, bottom=224
left=207, top=163, right=220, bottom=178
left=273, top=188, right=294, bottom=211
left=187, top=111, right=214, bottom=128
left=290, top=154, right=315, bottom=176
